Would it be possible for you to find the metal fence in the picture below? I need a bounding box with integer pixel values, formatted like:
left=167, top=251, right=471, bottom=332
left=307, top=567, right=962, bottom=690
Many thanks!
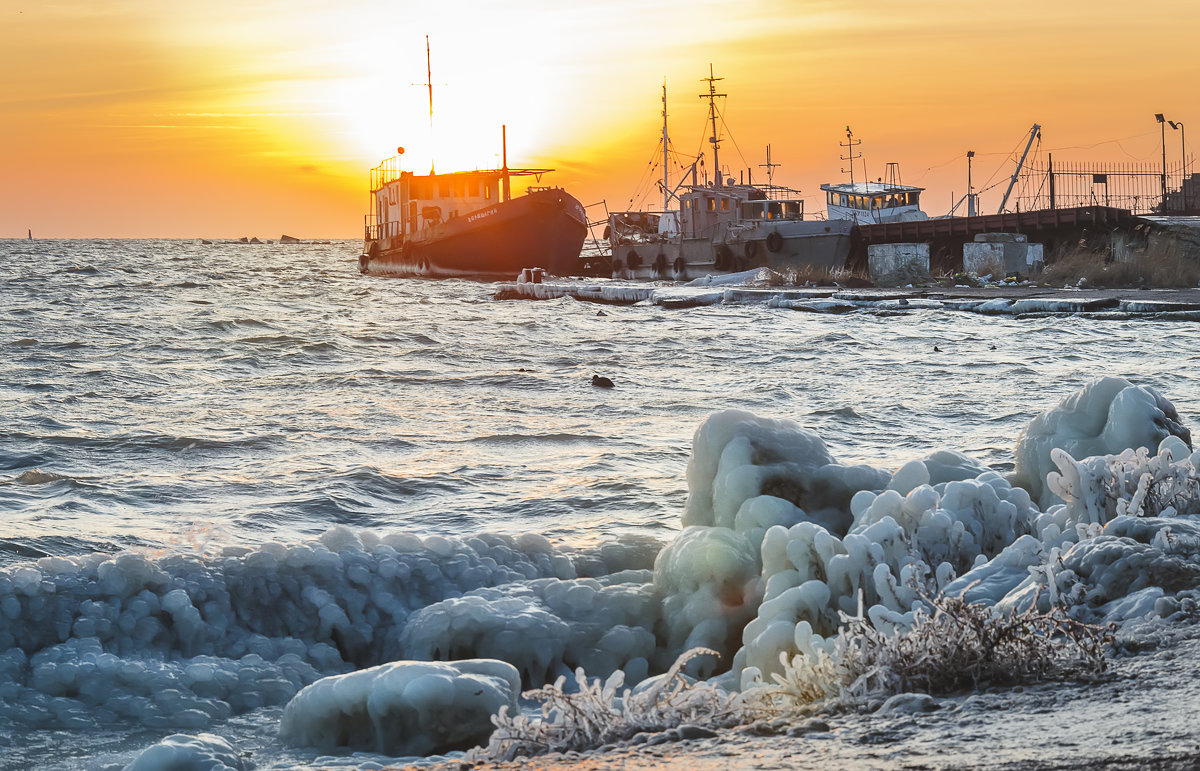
left=1014, top=156, right=1198, bottom=214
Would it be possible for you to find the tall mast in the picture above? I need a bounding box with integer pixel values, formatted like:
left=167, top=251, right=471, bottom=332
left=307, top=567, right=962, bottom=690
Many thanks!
left=840, top=126, right=862, bottom=187
left=425, top=35, right=433, bottom=131
left=502, top=124, right=511, bottom=202
left=662, top=79, right=670, bottom=211
left=424, top=35, right=435, bottom=174
left=700, top=64, right=725, bottom=188
left=759, top=144, right=780, bottom=186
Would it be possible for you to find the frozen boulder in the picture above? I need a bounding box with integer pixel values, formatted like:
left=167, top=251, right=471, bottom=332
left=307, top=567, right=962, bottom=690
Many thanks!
left=1011, top=377, right=1190, bottom=509
left=683, top=409, right=888, bottom=536
left=123, top=733, right=246, bottom=771
left=279, top=659, right=520, bottom=756
left=653, top=526, right=762, bottom=675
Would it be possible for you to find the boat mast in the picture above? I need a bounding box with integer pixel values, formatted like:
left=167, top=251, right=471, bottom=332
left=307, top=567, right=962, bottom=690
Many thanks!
left=759, top=144, right=780, bottom=186
left=424, top=35, right=435, bottom=174
left=662, top=79, right=670, bottom=211
left=840, top=127, right=862, bottom=188
left=700, top=64, right=725, bottom=188
left=502, top=124, right=511, bottom=202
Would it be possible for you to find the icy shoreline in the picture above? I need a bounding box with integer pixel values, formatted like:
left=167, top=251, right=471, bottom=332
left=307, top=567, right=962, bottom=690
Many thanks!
left=429, top=624, right=1200, bottom=771
left=495, top=275, right=1200, bottom=319
left=7, top=377, right=1200, bottom=769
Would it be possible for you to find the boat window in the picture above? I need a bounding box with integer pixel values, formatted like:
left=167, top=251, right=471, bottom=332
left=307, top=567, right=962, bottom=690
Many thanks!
left=438, top=180, right=451, bottom=197
left=721, top=198, right=729, bottom=211
left=784, top=201, right=802, bottom=218
left=484, top=183, right=491, bottom=201
left=707, top=198, right=716, bottom=212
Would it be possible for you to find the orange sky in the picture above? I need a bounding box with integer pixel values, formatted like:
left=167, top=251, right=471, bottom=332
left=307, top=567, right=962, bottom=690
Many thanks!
left=2, top=0, right=1197, bottom=239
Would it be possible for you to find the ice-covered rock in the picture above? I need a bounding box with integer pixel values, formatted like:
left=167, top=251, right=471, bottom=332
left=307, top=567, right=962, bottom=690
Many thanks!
left=683, top=409, right=889, bottom=536
left=123, top=732, right=247, bottom=771
left=397, top=571, right=658, bottom=686
left=653, top=527, right=761, bottom=676
left=1011, top=377, right=1191, bottom=509
left=278, top=658, right=520, bottom=756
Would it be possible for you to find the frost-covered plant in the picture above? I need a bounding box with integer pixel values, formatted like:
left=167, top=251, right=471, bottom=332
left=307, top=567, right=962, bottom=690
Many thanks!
left=759, top=647, right=842, bottom=710
left=838, top=591, right=1112, bottom=698
left=1047, top=445, right=1200, bottom=526
left=477, top=648, right=756, bottom=760
left=760, top=590, right=1112, bottom=713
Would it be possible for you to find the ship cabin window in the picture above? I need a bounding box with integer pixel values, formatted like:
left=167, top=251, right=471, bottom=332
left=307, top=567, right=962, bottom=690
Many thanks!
left=438, top=180, right=451, bottom=197
left=707, top=197, right=716, bottom=212
left=838, top=193, right=849, bottom=207
left=721, top=198, right=729, bottom=211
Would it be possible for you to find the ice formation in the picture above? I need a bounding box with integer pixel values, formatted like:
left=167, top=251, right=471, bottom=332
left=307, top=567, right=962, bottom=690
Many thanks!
left=1010, top=376, right=1191, bottom=509
left=397, top=571, right=659, bottom=686
left=6, top=376, right=1200, bottom=763
left=279, top=658, right=519, bottom=756
left=0, top=529, right=655, bottom=733
left=122, top=732, right=247, bottom=771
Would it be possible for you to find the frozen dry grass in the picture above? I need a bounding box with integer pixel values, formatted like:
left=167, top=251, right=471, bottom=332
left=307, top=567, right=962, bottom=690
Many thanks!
left=477, top=591, right=1113, bottom=760
left=764, top=591, right=1113, bottom=713
left=1040, top=244, right=1200, bottom=288
left=760, top=265, right=872, bottom=288
left=477, top=649, right=758, bottom=761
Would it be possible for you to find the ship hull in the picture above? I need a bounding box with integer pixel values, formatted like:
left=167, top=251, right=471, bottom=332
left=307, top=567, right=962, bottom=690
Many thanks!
left=361, top=188, right=587, bottom=279
left=609, top=219, right=855, bottom=280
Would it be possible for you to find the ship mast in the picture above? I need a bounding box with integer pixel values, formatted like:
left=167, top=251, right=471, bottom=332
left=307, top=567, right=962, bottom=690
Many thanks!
left=700, top=64, right=725, bottom=188
left=423, top=35, right=435, bottom=174
left=661, top=79, right=670, bottom=211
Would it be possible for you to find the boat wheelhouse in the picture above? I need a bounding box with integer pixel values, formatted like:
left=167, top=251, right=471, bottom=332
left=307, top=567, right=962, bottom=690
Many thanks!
left=820, top=179, right=928, bottom=225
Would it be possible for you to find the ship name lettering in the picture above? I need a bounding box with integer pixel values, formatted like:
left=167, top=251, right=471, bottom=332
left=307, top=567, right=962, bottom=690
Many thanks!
left=467, top=207, right=497, bottom=223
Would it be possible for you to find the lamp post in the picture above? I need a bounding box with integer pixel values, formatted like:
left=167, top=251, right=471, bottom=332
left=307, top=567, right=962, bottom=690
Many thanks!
left=1169, top=120, right=1186, bottom=176
left=1170, top=121, right=1188, bottom=211
left=1156, top=114, right=1168, bottom=209
left=967, top=150, right=975, bottom=216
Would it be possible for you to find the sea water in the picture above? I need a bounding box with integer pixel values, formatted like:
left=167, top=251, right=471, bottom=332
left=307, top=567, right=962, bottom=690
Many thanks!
left=1, top=239, right=1199, bottom=769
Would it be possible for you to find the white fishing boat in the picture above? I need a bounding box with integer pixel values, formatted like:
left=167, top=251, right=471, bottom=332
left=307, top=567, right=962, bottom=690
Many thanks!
left=606, top=68, right=853, bottom=280
left=819, top=129, right=928, bottom=225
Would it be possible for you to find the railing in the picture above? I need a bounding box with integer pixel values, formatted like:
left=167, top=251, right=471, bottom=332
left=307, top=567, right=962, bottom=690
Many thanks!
left=363, top=217, right=406, bottom=242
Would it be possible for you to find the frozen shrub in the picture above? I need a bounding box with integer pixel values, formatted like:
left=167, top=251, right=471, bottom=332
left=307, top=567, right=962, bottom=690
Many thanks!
left=761, top=590, right=1112, bottom=713
left=1047, top=442, right=1200, bottom=527
left=477, top=648, right=755, bottom=760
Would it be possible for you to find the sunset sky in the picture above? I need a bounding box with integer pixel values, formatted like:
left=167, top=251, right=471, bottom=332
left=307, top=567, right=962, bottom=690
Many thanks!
left=2, top=0, right=1197, bottom=239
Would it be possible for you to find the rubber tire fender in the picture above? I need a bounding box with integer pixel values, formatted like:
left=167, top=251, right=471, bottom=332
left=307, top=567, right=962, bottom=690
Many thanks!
left=714, top=244, right=734, bottom=272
